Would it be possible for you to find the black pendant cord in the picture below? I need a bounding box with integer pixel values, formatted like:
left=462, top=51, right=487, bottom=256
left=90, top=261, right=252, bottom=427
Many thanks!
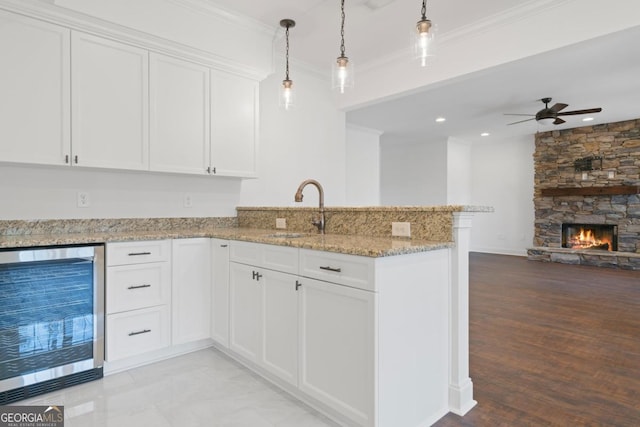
left=421, top=0, right=427, bottom=20
left=285, top=25, right=290, bottom=80
left=340, top=0, right=346, bottom=57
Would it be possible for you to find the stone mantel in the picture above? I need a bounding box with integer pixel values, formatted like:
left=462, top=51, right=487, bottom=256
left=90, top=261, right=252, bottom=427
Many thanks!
left=539, top=185, right=640, bottom=197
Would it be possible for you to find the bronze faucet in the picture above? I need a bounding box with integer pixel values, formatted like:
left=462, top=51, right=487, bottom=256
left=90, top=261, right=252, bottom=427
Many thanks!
left=294, top=179, right=325, bottom=234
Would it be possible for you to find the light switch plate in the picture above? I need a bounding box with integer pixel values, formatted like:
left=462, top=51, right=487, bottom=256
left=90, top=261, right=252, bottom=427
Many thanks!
left=392, top=222, right=411, bottom=237
left=276, top=218, right=287, bottom=229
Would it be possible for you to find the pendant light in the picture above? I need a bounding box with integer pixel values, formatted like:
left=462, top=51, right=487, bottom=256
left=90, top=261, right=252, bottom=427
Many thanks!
left=332, top=0, right=353, bottom=94
left=414, top=0, right=436, bottom=67
left=279, top=19, right=296, bottom=110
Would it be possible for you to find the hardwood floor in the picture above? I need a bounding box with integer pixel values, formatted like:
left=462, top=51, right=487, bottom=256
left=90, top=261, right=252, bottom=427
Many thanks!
left=434, top=253, right=640, bottom=427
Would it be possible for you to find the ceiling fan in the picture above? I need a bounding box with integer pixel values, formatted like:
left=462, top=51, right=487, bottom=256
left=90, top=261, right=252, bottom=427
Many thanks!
left=505, top=97, right=602, bottom=125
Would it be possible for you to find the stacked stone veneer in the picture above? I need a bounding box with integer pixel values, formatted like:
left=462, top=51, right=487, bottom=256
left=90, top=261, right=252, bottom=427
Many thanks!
left=529, top=118, right=640, bottom=269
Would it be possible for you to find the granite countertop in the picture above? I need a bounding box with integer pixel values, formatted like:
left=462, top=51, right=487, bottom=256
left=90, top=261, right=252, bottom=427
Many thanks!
left=0, top=227, right=452, bottom=258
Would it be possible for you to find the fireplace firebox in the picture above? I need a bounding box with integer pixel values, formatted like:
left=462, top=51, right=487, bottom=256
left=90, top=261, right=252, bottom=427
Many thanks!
left=562, top=223, right=618, bottom=251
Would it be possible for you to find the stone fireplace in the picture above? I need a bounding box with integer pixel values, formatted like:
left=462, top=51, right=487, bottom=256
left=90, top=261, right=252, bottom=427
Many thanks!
left=527, top=118, right=640, bottom=270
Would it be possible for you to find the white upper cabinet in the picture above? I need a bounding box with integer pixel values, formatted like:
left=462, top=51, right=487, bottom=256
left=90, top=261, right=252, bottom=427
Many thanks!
left=0, top=11, right=70, bottom=165
left=150, top=53, right=210, bottom=174
left=71, top=31, right=149, bottom=170
left=210, top=71, right=258, bottom=178
left=0, top=10, right=259, bottom=177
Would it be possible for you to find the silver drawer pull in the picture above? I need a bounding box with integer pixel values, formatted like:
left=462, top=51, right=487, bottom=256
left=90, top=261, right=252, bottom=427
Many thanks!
left=319, top=266, right=342, bottom=273
left=128, top=329, right=151, bottom=336
left=127, top=284, right=151, bottom=290
left=128, top=251, right=152, bottom=256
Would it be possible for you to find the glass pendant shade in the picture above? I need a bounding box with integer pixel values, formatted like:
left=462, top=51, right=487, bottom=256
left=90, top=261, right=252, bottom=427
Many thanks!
left=279, top=79, right=295, bottom=110
left=414, top=18, right=436, bottom=67
left=332, top=56, right=354, bottom=94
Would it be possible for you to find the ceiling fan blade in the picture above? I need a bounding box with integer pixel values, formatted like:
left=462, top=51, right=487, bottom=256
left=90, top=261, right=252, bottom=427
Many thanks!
left=504, top=113, right=535, bottom=116
left=507, top=117, right=535, bottom=125
left=557, top=108, right=602, bottom=116
left=550, top=103, right=569, bottom=112
left=553, top=118, right=566, bottom=125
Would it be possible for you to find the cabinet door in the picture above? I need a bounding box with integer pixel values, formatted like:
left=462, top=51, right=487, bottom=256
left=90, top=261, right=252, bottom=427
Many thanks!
left=229, top=262, right=261, bottom=362
left=211, top=238, right=230, bottom=347
left=299, top=278, right=376, bottom=426
left=71, top=31, right=149, bottom=170
left=210, top=71, right=258, bottom=177
left=106, top=305, right=170, bottom=361
left=261, top=269, right=298, bottom=386
left=106, top=262, right=170, bottom=314
left=150, top=53, right=210, bottom=174
left=0, top=11, right=70, bottom=165
left=172, top=238, right=211, bottom=345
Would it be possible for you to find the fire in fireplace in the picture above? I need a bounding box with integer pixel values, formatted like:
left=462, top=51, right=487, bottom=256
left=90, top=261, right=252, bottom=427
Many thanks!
left=562, top=223, right=618, bottom=251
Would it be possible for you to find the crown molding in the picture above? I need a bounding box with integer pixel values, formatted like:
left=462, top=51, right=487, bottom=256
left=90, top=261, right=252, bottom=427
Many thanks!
left=0, top=0, right=270, bottom=80
left=165, top=0, right=274, bottom=38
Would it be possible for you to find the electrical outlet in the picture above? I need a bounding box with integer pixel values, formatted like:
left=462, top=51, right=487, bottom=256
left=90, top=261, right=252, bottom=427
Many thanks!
left=77, top=192, right=90, bottom=208
left=276, top=218, right=287, bottom=229
left=184, top=193, right=193, bottom=208
left=391, top=222, right=411, bottom=237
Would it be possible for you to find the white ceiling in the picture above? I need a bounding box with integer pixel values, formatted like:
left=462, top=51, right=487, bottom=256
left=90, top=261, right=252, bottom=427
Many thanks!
left=208, top=0, right=640, bottom=143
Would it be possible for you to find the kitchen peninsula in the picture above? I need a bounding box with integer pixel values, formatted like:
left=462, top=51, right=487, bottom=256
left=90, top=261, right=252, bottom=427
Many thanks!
left=0, top=205, right=490, bottom=426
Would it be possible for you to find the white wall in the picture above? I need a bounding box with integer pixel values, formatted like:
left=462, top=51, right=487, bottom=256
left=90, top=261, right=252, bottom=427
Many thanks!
left=380, top=137, right=448, bottom=205
left=0, top=163, right=241, bottom=219
left=446, top=137, right=472, bottom=204
left=469, top=135, right=535, bottom=256
left=377, top=133, right=535, bottom=255
left=239, top=66, right=347, bottom=208
left=345, top=125, right=381, bottom=206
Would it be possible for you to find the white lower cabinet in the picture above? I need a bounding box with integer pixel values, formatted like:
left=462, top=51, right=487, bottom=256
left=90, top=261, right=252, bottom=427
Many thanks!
left=211, top=239, right=230, bottom=347
left=172, top=238, right=212, bottom=345
left=229, top=242, right=299, bottom=386
left=229, top=262, right=261, bottom=361
left=106, top=306, right=171, bottom=361
left=104, top=238, right=449, bottom=426
left=261, top=268, right=299, bottom=386
left=298, top=277, right=375, bottom=426
left=105, top=240, right=171, bottom=362
left=226, top=242, right=450, bottom=427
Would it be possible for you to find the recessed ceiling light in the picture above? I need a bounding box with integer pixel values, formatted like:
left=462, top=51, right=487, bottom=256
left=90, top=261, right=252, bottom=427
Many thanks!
left=435, top=117, right=446, bottom=123
left=582, top=117, right=594, bottom=122
left=481, top=132, right=490, bottom=137
left=363, top=0, right=397, bottom=10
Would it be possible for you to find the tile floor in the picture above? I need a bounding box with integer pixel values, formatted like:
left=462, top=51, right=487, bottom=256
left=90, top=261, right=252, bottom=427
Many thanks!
left=19, top=348, right=340, bottom=426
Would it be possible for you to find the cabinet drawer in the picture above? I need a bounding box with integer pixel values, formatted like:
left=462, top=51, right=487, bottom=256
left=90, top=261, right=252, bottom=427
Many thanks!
left=107, top=240, right=170, bottom=266
left=299, top=249, right=375, bottom=291
left=107, top=262, right=170, bottom=313
left=106, top=305, right=170, bottom=361
left=230, top=241, right=298, bottom=275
